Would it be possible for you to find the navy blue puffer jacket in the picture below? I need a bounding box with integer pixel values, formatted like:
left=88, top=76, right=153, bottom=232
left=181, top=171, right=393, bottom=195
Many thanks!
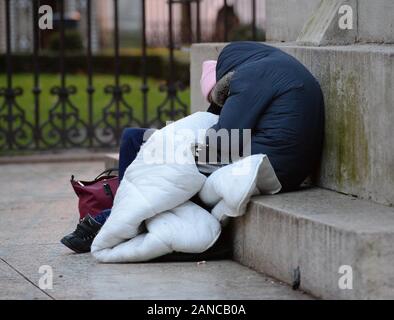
left=208, top=42, right=325, bottom=191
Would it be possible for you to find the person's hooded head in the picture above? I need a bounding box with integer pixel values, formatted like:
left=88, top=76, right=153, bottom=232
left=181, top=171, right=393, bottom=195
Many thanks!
left=200, top=42, right=276, bottom=104
left=215, top=41, right=276, bottom=79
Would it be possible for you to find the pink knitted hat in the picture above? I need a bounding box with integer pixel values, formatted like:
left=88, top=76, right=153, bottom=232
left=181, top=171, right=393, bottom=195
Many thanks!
left=200, top=60, right=217, bottom=102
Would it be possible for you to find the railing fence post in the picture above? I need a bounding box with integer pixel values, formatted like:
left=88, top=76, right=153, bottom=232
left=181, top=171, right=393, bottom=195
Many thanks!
left=33, top=0, right=41, bottom=148
left=196, top=0, right=201, bottom=42
left=252, top=0, right=257, bottom=41
left=168, top=0, right=175, bottom=119
left=223, top=0, right=228, bottom=42
left=113, top=0, right=121, bottom=144
left=5, top=0, right=13, bottom=150
left=86, top=0, right=94, bottom=147
left=141, top=0, right=149, bottom=127
left=59, top=0, right=66, bottom=147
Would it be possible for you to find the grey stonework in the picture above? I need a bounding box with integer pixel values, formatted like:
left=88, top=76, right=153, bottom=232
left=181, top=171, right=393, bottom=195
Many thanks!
left=266, top=0, right=394, bottom=44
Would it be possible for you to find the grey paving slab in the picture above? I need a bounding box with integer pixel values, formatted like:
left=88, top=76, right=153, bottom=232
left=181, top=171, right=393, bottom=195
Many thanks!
left=0, top=162, right=105, bottom=247
left=0, top=161, right=313, bottom=300
left=0, top=150, right=110, bottom=165
left=0, top=161, right=105, bottom=207
left=0, top=244, right=311, bottom=300
left=0, top=259, right=51, bottom=300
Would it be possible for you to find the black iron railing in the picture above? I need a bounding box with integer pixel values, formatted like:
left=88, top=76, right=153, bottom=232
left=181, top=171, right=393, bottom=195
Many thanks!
left=0, top=0, right=261, bottom=152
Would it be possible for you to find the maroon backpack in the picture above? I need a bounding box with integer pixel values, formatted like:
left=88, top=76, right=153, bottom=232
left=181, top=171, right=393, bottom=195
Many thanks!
left=71, top=169, right=119, bottom=220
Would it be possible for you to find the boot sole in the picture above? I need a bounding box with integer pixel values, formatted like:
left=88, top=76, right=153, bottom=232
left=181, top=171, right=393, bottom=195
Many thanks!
left=60, top=237, right=90, bottom=254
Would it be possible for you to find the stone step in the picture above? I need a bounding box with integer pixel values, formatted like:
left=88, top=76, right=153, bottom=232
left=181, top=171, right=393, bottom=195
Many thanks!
left=233, top=188, right=394, bottom=299
left=105, top=153, right=394, bottom=299
left=104, top=153, right=119, bottom=171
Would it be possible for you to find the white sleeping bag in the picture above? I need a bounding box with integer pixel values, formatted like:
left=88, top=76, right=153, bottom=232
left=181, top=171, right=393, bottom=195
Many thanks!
left=91, top=112, right=282, bottom=263
left=199, top=154, right=282, bottom=224
left=91, top=112, right=221, bottom=262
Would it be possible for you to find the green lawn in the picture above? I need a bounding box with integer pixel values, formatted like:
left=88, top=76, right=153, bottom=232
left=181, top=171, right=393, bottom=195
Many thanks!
left=0, top=73, right=190, bottom=152
left=0, top=73, right=190, bottom=123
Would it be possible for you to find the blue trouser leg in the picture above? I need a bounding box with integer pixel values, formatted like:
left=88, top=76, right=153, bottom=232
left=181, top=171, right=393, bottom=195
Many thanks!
left=118, top=127, right=149, bottom=182
left=94, top=128, right=149, bottom=225
left=94, top=208, right=112, bottom=224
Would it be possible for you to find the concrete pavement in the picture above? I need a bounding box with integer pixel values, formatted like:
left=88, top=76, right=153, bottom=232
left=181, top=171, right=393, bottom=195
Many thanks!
left=0, top=161, right=312, bottom=300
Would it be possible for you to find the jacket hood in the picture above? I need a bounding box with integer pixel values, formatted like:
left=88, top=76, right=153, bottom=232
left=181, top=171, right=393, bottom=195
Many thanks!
left=216, top=41, right=277, bottom=80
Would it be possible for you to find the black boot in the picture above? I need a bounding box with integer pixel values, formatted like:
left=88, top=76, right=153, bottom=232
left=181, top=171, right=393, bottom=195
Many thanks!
left=61, top=215, right=102, bottom=253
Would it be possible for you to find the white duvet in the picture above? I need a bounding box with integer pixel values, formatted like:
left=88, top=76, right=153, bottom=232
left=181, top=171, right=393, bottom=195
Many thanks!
left=91, top=112, right=281, bottom=263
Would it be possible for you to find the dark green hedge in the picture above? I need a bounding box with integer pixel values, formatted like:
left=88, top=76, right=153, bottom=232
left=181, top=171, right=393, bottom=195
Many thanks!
left=0, top=54, right=190, bottom=85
